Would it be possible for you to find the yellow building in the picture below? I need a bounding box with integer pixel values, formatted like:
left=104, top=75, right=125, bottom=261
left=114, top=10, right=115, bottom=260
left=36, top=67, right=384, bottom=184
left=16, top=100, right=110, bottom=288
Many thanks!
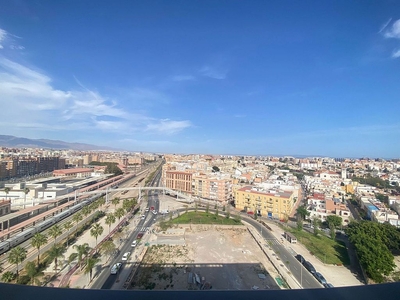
left=235, top=186, right=294, bottom=220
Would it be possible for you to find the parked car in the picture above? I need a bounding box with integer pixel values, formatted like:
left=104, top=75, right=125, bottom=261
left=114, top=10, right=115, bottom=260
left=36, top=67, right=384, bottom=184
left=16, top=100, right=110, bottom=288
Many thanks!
left=110, top=263, right=122, bottom=275
left=314, top=272, right=327, bottom=284
left=295, top=254, right=305, bottom=264
left=303, top=261, right=316, bottom=274
left=323, top=283, right=334, bottom=288
left=131, top=240, right=137, bottom=247
left=122, top=252, right=131, bottom=261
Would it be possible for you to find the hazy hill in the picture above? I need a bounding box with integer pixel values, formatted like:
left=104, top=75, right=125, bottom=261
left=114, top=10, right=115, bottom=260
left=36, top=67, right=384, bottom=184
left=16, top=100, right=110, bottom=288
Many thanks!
left=0, top=135, right=116, bottom=151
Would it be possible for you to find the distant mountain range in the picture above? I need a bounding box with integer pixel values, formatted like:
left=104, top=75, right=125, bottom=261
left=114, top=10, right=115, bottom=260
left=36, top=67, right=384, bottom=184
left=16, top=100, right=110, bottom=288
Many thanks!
left=0, top=135, right=117, bottom=151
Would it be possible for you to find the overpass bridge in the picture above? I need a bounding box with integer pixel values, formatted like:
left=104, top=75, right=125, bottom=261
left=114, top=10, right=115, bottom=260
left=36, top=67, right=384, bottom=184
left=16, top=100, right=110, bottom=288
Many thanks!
left=78, top=186, right=194, bottom=204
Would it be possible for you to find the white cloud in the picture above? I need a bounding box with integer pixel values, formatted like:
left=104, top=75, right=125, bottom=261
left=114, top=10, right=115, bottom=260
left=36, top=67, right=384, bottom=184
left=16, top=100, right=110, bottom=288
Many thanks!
left=379, top=18, right=392, bottom=34
left=0, top=28, right=7, bottom=49
left=172, top=75, right=195, bottom=82
left=384, top=19, right=400, bottom=38
left=199, top=66, right=227, bottom=80
left=146, top=119, right=192, bottom=134
left=0, top=56, right=192, bottom=137
left=392, top=49, right=400, bottom=58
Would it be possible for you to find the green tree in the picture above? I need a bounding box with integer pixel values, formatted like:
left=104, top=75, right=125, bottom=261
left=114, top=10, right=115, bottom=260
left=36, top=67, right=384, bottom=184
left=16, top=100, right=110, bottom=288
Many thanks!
left=312, top=217, right=321, bottom=236
left=105, top=213, right=116, bottom=234
left=97, top=197, right=106, bottom=207
left=206, top=204, right=209, bottom=214
left=24, top=261, right=42, bottom=285
left=31, top=233, right=48, bottom=267
left=23, top=187, right=30, bottom=209
left=4, top=187, right=10, bottom=201
left=101, top=240, right=117, bottom=262
left=73, top=243, right=91, bottom=268
left=296, top=206, right=310, bottom=220
left=195, top=203, right=198, bottom=212
left=48, top=244, right=65, bottom=272
left=1, top=271, right=16, bottom=283
left=326, top=215, right=342, bottom=229
left=329, top=223, right=336, bottom=239
left=64, top=221, right=73, bottom=247
left=72, top=212, right=83, bottom=237
left=215, top=207, right=219, bottom=217
left=346, top=221, right=397, bottom=282
left=81, top=206, right=91, bottom=223
left=84, top=256, right=101, bottom=283
left=90, top=223, right=104, bottom=252
left=115, top=207, right=125, bottom=221
left=104, top=163, right=123, bottom=175
left=49, top=224, right=62, bottom=245
left=111, top=197, right=120, bottom=209
left=8, top=246, right=27, bottom=278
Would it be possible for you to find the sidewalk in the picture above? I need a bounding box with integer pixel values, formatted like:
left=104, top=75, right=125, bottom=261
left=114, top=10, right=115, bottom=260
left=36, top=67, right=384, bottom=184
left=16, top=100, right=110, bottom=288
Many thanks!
left=258, top=218, right=363, bottom=288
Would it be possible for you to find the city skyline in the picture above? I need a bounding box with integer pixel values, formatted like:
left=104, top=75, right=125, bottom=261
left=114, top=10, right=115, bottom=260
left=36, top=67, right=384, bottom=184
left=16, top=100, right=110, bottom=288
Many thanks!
left=0, top=1, right=400, bottom=157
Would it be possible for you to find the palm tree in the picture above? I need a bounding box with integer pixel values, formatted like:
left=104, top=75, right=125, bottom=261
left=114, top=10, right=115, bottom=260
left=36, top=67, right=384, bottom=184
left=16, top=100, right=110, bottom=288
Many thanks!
left=1, top=271, right=16, bottom=283
left=90, top=223, right=104, bottom=252
left=84, top=256, right=101, bottom=283
left=48, top=224, right=62, bottom=245
left=115, top=207, right=125, bottom=221
left=105, top=213, right=116, bottom=234
left=73, top=243, right=91, bottom=268
left=23, top=187, right=30, bottom=209
left=111, top=197, right=120, bottom=209
left=72, top=212, right=83, bottom=237
left=4, top=187, right=10, bottom=201
left=48, top=244, right=65, bottom=272
left=97, top=197, right=105, bottom=207
left=81, top=206, right=91, bottom=224
left=31, top=233, right=48, bottom=267
left=64, top=221, right=73, bottom=247
left=24, top=261, right=42, bottom=285
left=8, top=246, right=27, bottom=278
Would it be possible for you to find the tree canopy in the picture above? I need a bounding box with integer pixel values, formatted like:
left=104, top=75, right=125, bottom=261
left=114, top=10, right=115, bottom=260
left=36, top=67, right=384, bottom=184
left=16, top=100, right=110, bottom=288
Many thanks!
left=326, top=215, right=342, bottom=228
left=346, top=221, right=400, bottom=282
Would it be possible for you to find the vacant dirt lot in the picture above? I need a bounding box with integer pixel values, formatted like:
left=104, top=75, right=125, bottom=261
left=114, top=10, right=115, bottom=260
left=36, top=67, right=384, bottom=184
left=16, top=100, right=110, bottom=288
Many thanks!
left=129, top=225, right=280, bottom=290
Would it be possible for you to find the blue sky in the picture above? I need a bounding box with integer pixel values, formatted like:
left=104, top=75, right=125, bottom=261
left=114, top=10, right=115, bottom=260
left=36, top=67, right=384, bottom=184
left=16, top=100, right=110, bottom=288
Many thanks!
left=0, top=0, right=399, bottom=158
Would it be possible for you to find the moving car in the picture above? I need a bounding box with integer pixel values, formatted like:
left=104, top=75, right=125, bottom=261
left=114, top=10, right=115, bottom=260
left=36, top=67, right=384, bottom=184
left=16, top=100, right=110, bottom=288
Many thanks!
left=110, top=263, right=122, bottom=275
left=122, top=252, right=131, bottom=261
left=314, top=272, right=327, bottom=284
left=141, top=215, right=145, bottom=220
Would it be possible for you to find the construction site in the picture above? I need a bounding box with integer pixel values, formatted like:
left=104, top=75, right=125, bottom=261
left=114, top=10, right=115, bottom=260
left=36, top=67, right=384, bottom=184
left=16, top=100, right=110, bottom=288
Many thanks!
left=128, top=225, right=280, bottom=290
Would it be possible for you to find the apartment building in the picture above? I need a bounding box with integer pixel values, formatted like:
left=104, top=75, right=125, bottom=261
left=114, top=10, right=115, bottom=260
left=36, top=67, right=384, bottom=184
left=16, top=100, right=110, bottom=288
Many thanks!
left=192, top=173, right=232, bottom=203
left=235, top=186, right=295, bottom=220
left=165, top=170, right=193, bottom=195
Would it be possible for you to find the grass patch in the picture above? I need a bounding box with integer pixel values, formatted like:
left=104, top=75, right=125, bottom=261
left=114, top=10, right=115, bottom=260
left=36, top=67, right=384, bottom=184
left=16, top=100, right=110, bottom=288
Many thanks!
left=286, top=228, right=350, bottom=266
left=164, top=211, right=242, bottom=226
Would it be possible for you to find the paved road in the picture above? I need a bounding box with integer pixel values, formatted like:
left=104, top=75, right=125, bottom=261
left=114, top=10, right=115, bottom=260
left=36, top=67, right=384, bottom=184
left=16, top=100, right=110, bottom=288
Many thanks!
left=240, top=216, right=321, bottom=289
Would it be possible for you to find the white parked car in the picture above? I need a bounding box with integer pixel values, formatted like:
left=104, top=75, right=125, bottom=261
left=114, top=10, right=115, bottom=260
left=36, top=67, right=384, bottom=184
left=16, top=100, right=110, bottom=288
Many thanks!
left=122, top=252, right=131, bottom=261
left=131, top=240, right=137, bottom=247
left=152, top=210, right=158, bottom=215
left=141, top=215, right=146, bottom=220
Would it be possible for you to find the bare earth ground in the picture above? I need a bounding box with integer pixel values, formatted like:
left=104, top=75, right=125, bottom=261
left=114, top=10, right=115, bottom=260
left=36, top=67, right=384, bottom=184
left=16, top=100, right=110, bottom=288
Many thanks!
left=129, top=225, right=280, bottom=290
